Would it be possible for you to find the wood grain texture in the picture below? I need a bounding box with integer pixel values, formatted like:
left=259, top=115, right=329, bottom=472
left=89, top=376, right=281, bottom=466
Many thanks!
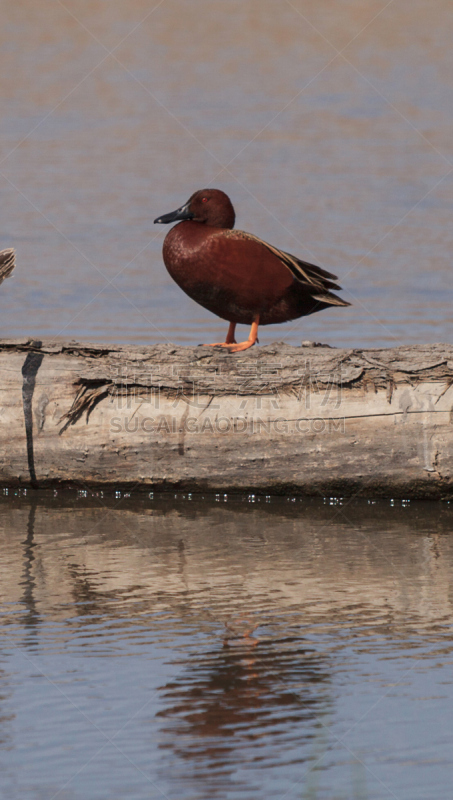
left=1, top=337, right=453, bottom=498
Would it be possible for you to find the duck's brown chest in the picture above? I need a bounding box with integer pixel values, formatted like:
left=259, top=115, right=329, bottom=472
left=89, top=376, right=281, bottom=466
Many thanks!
left=162, top=221, right=242, bottom=320
left=163, top=221, right=210, bottom=281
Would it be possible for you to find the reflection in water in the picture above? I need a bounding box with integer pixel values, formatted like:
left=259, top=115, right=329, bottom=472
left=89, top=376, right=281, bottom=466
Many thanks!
left=0, top=492, right=453, bottom=799
left=67, top=561, right=118, bottom=618
left=157, top=635, right=330, bottom=779
left=19, top=502, right=40, bottom=641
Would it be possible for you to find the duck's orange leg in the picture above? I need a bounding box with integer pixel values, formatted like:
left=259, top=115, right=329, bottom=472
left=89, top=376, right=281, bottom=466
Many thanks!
left=225, top=322, right=237, bottom=344
left=204, top=321, right=237, bottom=347
left=226, top=317, right=259, bottom=352
left=204, top=317, right=259, bottom=353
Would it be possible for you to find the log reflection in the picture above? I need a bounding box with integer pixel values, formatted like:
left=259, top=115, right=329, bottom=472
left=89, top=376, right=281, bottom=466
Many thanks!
left=19, top=502, right=40, bottom=643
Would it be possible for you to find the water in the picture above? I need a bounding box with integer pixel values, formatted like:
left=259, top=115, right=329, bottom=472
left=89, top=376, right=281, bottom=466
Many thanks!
left=1, top=0, right=453, bottom=348
left=1, top=491, right=453, bottom=799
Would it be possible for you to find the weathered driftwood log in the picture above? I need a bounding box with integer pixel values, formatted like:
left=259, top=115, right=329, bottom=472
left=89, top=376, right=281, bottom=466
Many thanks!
left=2, top=337, right=453, bottom=498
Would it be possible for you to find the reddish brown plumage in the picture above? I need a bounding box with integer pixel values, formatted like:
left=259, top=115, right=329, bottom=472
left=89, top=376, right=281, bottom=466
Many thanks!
left=156, top=188, right=350, bottom=330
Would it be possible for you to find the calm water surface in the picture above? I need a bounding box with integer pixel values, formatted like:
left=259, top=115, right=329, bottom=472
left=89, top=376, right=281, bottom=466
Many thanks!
left=1, top=1, right=453, bottom=347
left=1, top=492, right=452, bottom=799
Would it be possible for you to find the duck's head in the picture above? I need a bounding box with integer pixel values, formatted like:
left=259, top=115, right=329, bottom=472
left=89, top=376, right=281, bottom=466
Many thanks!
left=154, top=188, right=235, bottom=229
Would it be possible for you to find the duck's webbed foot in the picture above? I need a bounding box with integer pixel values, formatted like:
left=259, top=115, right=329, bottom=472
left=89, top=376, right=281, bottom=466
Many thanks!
left=204, top=317, right=259, bottom=353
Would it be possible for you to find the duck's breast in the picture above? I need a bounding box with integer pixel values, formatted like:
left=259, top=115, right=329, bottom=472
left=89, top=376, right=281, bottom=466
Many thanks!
left=163, top=223, right=294, bottom=323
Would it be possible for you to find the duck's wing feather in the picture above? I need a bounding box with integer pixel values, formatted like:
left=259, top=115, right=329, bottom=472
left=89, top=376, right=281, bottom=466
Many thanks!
left=0, top=249, right=15, bottom=286
left=228, top=231, right=350, bottom=307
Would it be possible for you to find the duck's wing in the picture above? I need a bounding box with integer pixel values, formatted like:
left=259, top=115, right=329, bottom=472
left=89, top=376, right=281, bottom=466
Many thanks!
left=0, top=249, right=15, bottom=286
left=229, top=231, right=350, bottom=307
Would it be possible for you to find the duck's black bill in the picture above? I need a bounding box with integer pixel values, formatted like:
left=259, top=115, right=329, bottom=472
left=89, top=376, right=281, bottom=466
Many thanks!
left=154, top=202, right=193, bottom=224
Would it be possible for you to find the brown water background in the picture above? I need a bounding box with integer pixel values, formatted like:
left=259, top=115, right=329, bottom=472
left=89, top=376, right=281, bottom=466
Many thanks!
left=1, top=0, right=452, bottom=348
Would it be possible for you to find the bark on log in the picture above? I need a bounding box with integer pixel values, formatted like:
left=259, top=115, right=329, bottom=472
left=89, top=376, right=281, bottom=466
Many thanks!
left=1, top=337, right=453, bottom=498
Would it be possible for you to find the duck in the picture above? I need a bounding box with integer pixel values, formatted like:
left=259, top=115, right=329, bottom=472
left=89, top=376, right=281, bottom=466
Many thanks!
left=154, top=189, right=350, bottom=352
left=0, top=249, right=15, bottom=287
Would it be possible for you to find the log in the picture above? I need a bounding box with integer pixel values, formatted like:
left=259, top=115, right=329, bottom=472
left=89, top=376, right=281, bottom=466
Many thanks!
left=1, top=337, right=453, bottom=498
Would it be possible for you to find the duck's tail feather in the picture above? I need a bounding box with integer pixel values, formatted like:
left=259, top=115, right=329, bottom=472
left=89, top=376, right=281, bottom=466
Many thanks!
left=281, top=250, right=342, bottom=288
left=312, top=291, right=351, bottom=307
left=0, top=248, right=16, bottom=286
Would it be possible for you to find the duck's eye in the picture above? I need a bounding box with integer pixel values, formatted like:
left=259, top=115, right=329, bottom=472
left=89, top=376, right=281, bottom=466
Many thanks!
left=202, top=197, right=208, bottom=203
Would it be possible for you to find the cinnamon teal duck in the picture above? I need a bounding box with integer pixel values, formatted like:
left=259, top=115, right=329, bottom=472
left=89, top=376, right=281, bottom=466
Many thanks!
left=154, top=189, right=350, bottom=352
left=0, top=249, right=15, bottom=287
